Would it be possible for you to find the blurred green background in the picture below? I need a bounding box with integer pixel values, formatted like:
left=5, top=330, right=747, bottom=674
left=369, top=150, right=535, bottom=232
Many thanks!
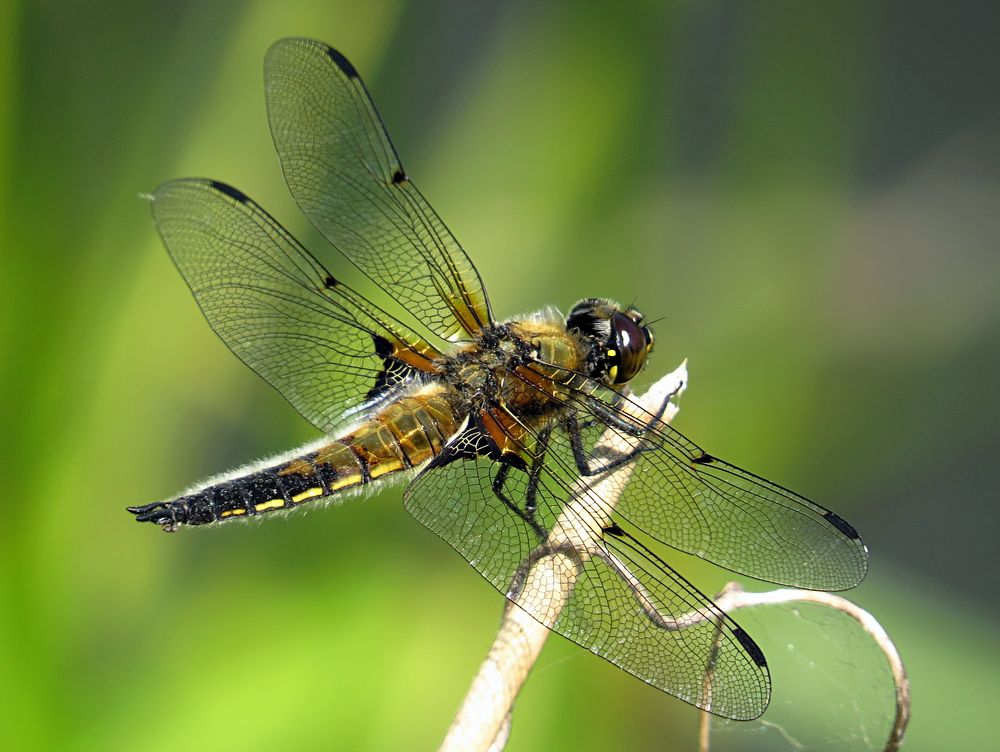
left=1, top=1, right=997, bottom=750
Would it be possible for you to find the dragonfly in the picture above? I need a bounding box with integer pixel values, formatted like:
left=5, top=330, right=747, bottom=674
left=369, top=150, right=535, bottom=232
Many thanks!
left=128, top=38, right=868, bottom=721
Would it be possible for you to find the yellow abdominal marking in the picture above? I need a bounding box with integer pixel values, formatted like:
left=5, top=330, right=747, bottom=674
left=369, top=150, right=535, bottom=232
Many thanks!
left=368, top=458, right=404, bottom=479
left=326, top=472, right=362, bottom=492
left=255, top=498, right=285, bottom=513
left=220, top=508, right=246, bottom=518
left=292, top=487, right=323, bottom=503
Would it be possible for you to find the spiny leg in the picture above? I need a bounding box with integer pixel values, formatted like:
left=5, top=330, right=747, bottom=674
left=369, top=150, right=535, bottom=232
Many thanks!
left=524, top=424, right=552, bottom=522
left=567, top=390, right=676, bottom=476
left=492, top=460, right=548, bottom=542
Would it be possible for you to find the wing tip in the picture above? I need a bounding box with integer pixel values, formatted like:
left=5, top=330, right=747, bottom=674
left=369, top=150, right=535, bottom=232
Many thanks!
left=824, top=510, right=871, bottom=589
left=323, top=45, right=360, bottom=79
left=150, top=178, right=252, bottom=207
left=823, top=510, right=861, bottom=540
left=698, top=624, right=771, bottom=720
left=731, top=624, right=768, bottom=669
left=266, top=38, right=360, bottom=81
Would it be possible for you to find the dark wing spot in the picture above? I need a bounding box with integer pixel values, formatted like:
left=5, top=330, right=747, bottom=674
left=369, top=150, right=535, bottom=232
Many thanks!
left=602, top=523, right=625, bottom=537
left=372, top=334, right=393, bottom=358
left=210, top=181, right=250, bottom=204
left=324, top=274, right=338, bottom=289
left=325, top=46, right=359, bottom=79
left=428, top=427, right=499, bottom=467
left=365, top=335, right=420, bottom=403
left=499, top=451, right=528, bottom=472
left=391, top=169, right=408, bottom=185
left=731, top=625, right=767, bottom=668
left=823, top=511, right=861, bottom=540
left=692, top=452, right=716, bottom=465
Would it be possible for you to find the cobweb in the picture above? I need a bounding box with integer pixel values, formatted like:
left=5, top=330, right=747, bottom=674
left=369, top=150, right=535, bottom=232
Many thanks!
left=704, top=599, right=898, bottom=752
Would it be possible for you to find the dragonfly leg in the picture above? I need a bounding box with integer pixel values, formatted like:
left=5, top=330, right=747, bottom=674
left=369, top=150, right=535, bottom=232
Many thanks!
left=524, top=424, right=552, bottom=521
left=428, top=424, right=547, bottom=540
left=492, top=462, right=548, bottom=542
left=568, top=389, right=677, bottom=476
left=565, top=412, right=645, bottom=476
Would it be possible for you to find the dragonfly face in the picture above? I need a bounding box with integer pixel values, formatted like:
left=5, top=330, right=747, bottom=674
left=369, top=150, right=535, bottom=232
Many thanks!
left=566, top=298, right=654, bottom=385
left=128, top=38, right=868, bottom=722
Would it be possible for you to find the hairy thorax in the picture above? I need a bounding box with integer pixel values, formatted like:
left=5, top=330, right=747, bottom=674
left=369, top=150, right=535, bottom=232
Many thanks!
left=436, top=312, right=587, bottom=430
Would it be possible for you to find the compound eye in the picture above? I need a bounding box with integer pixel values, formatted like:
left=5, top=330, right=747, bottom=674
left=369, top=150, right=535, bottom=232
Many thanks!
left=606, top=347, right=620, bottom=383
left=609, top=312, right=649, bottom=384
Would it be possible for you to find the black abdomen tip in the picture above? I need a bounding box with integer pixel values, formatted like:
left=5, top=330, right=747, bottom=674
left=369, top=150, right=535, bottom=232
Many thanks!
left=128, top=500, right=186, bottom=531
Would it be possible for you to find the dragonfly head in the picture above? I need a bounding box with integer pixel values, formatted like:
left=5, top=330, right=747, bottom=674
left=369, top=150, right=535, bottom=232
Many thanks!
left=566, top=298, right=654, bottom=386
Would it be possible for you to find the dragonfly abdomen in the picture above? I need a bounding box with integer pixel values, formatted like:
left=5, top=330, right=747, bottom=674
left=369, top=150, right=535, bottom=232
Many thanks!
left=130, top=388, right=462, bottom=530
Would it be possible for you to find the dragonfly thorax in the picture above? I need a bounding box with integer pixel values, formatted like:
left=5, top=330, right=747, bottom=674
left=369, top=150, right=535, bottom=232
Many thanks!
left=441, top=323, right=535, bottom=398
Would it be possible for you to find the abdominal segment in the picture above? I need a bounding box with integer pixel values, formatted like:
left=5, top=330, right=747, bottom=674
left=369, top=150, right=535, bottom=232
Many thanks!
left=129, top=390, right=461, bottom=530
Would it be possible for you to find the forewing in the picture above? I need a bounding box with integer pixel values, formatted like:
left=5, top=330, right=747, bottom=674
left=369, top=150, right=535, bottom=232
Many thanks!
left=530, top=366, right=869, bottom=590
left=404, top=427, right=771, bottom=720
left=264, top=38, right=492, bottom=341
left=150, top=178, right=441, bottom=434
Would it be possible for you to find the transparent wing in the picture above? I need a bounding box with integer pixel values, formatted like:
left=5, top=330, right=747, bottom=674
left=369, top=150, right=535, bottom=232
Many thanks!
left=526, top=365, right=869, bottom=591
left=150, top=178, right=441, bottom=434
left=404, top=423, right=771, bottom=720
left=264, top=37, right=492, bottom=341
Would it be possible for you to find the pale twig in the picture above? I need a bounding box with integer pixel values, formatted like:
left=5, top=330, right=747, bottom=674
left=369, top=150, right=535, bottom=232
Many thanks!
left=696, top=584, right=910, bottom=752
left=439, top=362, right=688, bottom=752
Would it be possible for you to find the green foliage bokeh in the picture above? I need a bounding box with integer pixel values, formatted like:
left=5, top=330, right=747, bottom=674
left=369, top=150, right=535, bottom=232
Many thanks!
left=1, top=2, right=997, bottom=750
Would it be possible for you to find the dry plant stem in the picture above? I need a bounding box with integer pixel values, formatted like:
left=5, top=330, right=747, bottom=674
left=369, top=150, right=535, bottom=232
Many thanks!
left=439, top=363, right=689, bottom=752
left=697, top=584, right=911, bottom=752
